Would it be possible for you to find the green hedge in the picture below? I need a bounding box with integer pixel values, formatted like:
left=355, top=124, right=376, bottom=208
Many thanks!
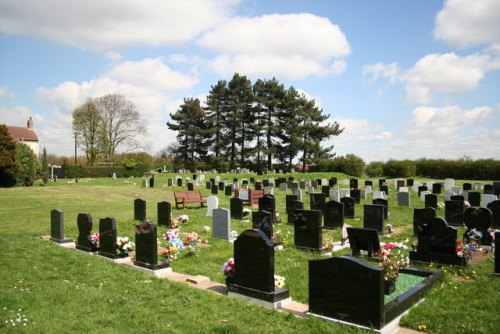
left=64, top=163, right=153, bottom=178
left=415, top=158, right=500, bottom=180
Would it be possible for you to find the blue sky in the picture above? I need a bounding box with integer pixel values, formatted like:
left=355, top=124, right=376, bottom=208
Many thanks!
left=1, top=0, right=499, bottom=162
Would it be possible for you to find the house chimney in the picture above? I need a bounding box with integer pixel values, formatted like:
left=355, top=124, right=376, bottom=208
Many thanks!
left=27, top=117, right=33, bottom=129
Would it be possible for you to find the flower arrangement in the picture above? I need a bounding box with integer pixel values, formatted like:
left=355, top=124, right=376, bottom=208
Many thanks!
left=90, top=232, right=99, bottom=250
left=274, top=274, right=285, bottom=288
left=456, top=240, right=476, bottom=262
left=274, top=211, right=282, bottom=224
left=183, top=232, right=199, bottom=256
left=377, top=240, right=410, bottom=282
left=221, top=258, right=235, bottom=277
left=437, top=202, right=445, bottom=210
left=322, top=229, right=335, bottom=250
left=169, top=214, right=189, bottom=228
left=115, top=236, right=135, bottom=256
left=159, top=229, right=184, bottom=262
left=201, top=225, right=211, bottom=234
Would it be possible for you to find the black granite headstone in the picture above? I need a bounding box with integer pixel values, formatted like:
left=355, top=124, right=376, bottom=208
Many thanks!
left=347, top=227, right=380, bottom=257
left=372, top=198, right=388, bottom=220
left=432, top=183, right=441, bottom=194
left=294, top=210, right=322, bottom=251
left=468, top=192, right=481, bottom=207
left=287, top=200, right=304, bottom=225
left=285, top=195, right=299, bottom=214
left=363, top=204, right=385, bottom=235
left=445, top=200, right=464, bottom=226
left=349, top=179, right=358, bottom=190
left=493, top=182, right=500, bottom=196
left=76, top=213, right=93, bottom=252
left=321, top=185, right=330, bottom=197
left=230, top=197, right=245, bottom=220
left=351, top=189, right=361, bottom=204
left=413, top=207, right=437, bottom=236
left=211, top=184, right=219, bottom=195
left=341, top=197, right=355, bottom=219
left=450, top=195, right=464, bottom=202
left=425, top=193, right=438, bottom=210
left=177, top=178, right=182, bottom=187
left=259, top=195, right=276, bottom=222
left=407, top=179, right=414, bottom=187
left=225, top=185, right=233, bottom=196
left=50, top=209, right=73, bottom=243
left=463, top=183, right=472, bottom=191
left=263, top=179, right=269, bottom=187
left=378, top=179, right=386, bottom=188
left=487, top=200, right=500, bottom=229
left=252, top=210, right=272, bottom=239
left=187, top=182, right=194, bottom=191
left=310, top=193, right=326, bottom=211
left=484, top=184, right=494, bottom=195
left=463, top=207, right=493, bottom=246
left=134, top=198, right=146, bottom=222
left=365, top=180, right=373, bottom=187
left=149, top=176, right=154, bottom=188
left=418, top=186, right=428, bottom=197
left=98, top=217, right=118, bottom=259
left=157, top=201, right=171, bottom=227
left=134, top=221, right=169, bottom=270
left=255, top=182, right=262, bottom=190
left=230, top=229, right=289, bottom=302
left=218, top=181, right=225, bottom=191
left=206, top=181, right=212, bottom=190
left=323, top=200, right=344, bottom=229
left=329, top=177, right=337, bottom=187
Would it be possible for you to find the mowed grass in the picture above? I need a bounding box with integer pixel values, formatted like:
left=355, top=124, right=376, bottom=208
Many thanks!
left=0, top=173, right=498, bottom=333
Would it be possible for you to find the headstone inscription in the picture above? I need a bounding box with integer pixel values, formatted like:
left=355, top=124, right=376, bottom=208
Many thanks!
left=445, top=200, right=464, bottom=226
left=50, top=209, right=73, bottom=243
left=347, top=227, right=380, bottom=257
left=340, top=197, right=355, bottom=219
left=372, top=198, right=388, bottom=220
left=363, top=205, right=385, bottom=234
left=413, top=207, right=437, bottom=236
left=229, top=229, right=289, bottom=303
left=134, top=198, right=146, bottom=222
left=487, top=200, right=500, bottom=229
left=463, top=207, right=493, bottom=246
left=425, top=193, right=438, bottom=210
left=76, top=213, right=94, bottom=252
left=323, top=200, right=344, bottom=229
left=409, top=217, right=463, bottom=266
left=98, top=217, right=118, bottom=259
left=134, top=222, right=169, bottom=270
left=212, top=208, right=234, bottom=241
left=293, top=210, right=322, bottom=251
left=157, top=201, right=171, bottom=227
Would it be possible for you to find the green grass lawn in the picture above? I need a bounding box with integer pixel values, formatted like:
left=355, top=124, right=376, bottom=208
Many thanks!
left=0, top=172, right=498, bottom=333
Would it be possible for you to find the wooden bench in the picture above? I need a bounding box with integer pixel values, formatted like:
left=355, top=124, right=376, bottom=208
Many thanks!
left=174, top=190, right=207, bottom=209
left=235, top=189, right=264, bottom=207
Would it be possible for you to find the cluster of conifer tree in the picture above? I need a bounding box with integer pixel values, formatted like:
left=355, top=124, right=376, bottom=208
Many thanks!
left=167, top=73, right=343, bottom=170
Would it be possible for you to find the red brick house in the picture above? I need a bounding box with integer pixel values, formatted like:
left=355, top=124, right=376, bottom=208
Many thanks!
left=6, top=117, right=39, bottom=155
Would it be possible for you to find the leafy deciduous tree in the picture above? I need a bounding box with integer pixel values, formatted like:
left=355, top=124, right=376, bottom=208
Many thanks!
left=0, top=124, right=18, bottom=187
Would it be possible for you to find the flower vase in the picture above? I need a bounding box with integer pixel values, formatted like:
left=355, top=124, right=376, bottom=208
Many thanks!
left=384, top=279, right=396, bottom=295
left=225, top=276, right=235, bottom=287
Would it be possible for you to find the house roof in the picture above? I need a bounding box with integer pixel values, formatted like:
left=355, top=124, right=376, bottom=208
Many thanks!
left=7, top=126, right=39, bottom=142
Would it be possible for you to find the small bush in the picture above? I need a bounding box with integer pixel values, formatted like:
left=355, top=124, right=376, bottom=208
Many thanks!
left=331, top=154, right=365, bottom=177
left=365, top=161, right=385, bottom=177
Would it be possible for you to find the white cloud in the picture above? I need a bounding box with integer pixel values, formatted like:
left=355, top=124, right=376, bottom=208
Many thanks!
left=0, top=0, right=239, bottom=51
left=363, top=62, right=399, bottom=84
left=434, top=0, right=500, bottom=48
left=0, top=86, right=16, bottom=100
left=199, top=13, right=351, bottom=79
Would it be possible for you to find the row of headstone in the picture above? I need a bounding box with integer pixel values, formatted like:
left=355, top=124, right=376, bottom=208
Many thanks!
left=134, top=198, right=172, bottom=227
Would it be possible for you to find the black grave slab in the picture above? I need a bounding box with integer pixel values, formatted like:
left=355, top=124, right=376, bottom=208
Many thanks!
left=211, top=184, right=219, bottom=195
left=432, top=183, right=442, bottom=194
left=225, top=185, right=233, bottom=196
left=347, top=227, right=380, bottom=257
left=380, top=185, right=389, bottom=195
left=425, top=194, right=438, bottom=210
left=230, top=197, right=245, bottom=220
left=468, top=192, right=481, bottom=207
left=413, top=208, right=437, bottom=236
left=329, top=178, right=337, bottom=187
left=349, top=179, right=358, bottom=190
left=363, top=204, right=385, bottom=235
left=341, top=197, right=355, bottom=219
left=463, top=183, right=472, bottom=191
left=157, top=201, right=171, bottom=227
left=365, top=180, right=373, bottom=187
left=293, top=210, right=322, bottom=251
left=229, top=229, right=289, bottom=303
left=493, top=182, right=500, bottom=196
left=287, top=200, right=304, bottom=225
left=445, top=200, right=464, bottom=227
left=418, top=186, right=428, bottom=197
left=372, top=198, right=388, bottom=220
left=177, top=178, right=182, bottom=187
left=134, top=222, right=169, bottom=270
left=321, top=185, right=330, bottom=197
left=323, top=200, right=344, bottom=229
left=450, top=195, right=464, bottom=202
left=187, top=182, right=194, bottom=191
left=134, top=198, right=146, bottom=222
left=149, top=176, right=154, bottom=188
left=310, top=193, right=326, bottom=211
left=285, top=195, right=299, bottom=214
left=407, top=179, right=414, bottom=187
left=463, top=207, right=493, bottom=246
left=484, top=184, right=494, bottom=195
left=50, top=209, right=73, bottom=243
left=252, top=210, right=273, bottom=239
left=351, top=189, right=361, bottom=204
left=76, top=213, right=94, bottom=252
left=487, top=200, right=500, bottom=229
left=98, top=217, right=118, bottom=259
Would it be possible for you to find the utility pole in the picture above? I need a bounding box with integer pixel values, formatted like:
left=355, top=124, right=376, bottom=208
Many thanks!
left=74, top=132, right=77, bottom=164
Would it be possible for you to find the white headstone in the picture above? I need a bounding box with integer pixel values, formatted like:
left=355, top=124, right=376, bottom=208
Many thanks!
left=451, top=186, right=462, bottom=195
left=444, top=191, right=455, bottom=201
left=398, top=187, right=409, bottom=193
left=215, top=176, right=220, bottom=182
left=444, top=178, right=454, bottom=191
left=481, top=194, right=498, bottom=208
left=205, top=196, right=219, bottom=217
left=339, top=189, right=350, bottom=198
left=238, top=190, right=249, bottom=201
left=373, top=190, right=387, bottom=200
left=365, top=185, right=373, bottom=195
left=292, top=188, right=302, bottom=201
left=112, top=172, right=116, bottom=179
left=420, top=190, right=431, bottom=202
left=341, top=179, right=349, bottom=186
left=279, top=183, right=287, bottom=192
left=264, top=186, right=274, bottom=195
left=329, top=189, right=340, bottom=201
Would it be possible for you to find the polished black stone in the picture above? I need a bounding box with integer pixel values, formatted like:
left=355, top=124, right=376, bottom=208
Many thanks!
left=98, top=217, right=118, bottom=259
left=218, top=182, right=224, bottom=191
left=463, top=182, right=472, bottom=191
left=134, top=221, right=169, bottom=270
left=287, top=200, right=304, bottom=225
left=380, top=185, right=389, bottom=195
left=321, top=185, right=330, bottom=197
left=323, top=200, right=344, bottom=229
left=413, top=207, right=436, bottom=236
left=134, top=198, right=146, bottom=222
left=425, top=194, right=438, bottom=210
left=418, top=186, right=428, bottom=197
left=487, top=200, right=500, bottom=229
left=252, top=210, right=272, bottom=239
left=468, top=192, right=481, bottom=207
left=329, top=177, right=337, bottom=187
left=450, top=195, right=464, bottom=202
left=341, top=197, right=355, bottom=219
left=149, top=176, right=154, bottom=188
left=206, top=181, right=212, bottom=189
left=211, top=184, right=218, bottom=195
left=310, top=193, right=326, bottom=211
left=349, top=179, right=358, bottom=189
left=407, top=179, right=414, bottom=187
left=76, top=213, right=93, bottom=252
left=484, top=184, right=494, bottom=195
left=372, top=198, right=388, bottom=220
left=285, top=195, right=299, bottom=214
left=432, top=183, right=442, bottom=194
left=157, top=201, right=171, bottom=227
left=259, top=195, right=276, bottom=222
left=177, top=178, right=182, bottom=187
left=293, top=209, right=322, bottom=251
left=463, top=207, right=493, bottom=246
left=254, top=182, right=262, bottom=190
left=347, top=227, right=380, bottom=257
left=50, top=209, right=73, bottom=243
left=187, top=182, right=194, bottom=191
left=365, top=180, right=373, bottom=187
left=225, top=185, right=233, bottom=196
left=230, top=197, right=245, bottom=220
left=351, top=189, right=361, bottom=204
left=229, top=229, right=289, bottom=302
left=445, top=200, right=464, bottom=226
left=363, top=204, right=385, bottom=234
